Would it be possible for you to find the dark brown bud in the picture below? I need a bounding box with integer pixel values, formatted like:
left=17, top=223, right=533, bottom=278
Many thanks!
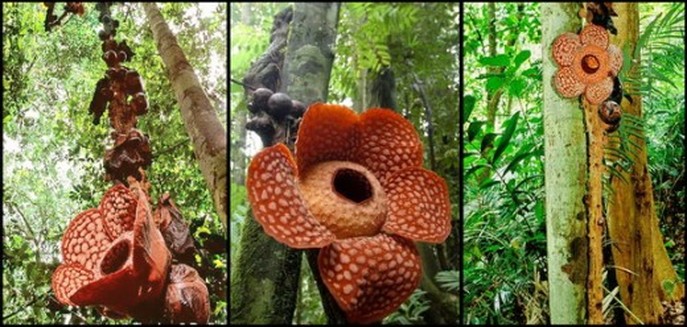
left=118, top=51, right=128, bottom=62
left=103, top=50, right=118, bottom=67
left=291, top=100, right=306, bottom=118
left=98, top=30, right=109, bottom=41
left=606, top=122, right=620, bottom=133
left=248, top=88, right=273, bottom=113
left=101, top=39, right=117, bottom=53
left=599, top=100, right=621, bottom=125
left=267, top=92, right=292, bottom=120
left=125, top=70, right=144, bottom=94
left=131, top=92, right=148, bottom=115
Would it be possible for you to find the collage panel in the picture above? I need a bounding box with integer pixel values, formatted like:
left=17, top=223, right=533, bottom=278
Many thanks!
left=462, top=2, right=684, bottom=325
left=229, top=2, right=460, bottom=325
left=2, top=2, right=227, bottom=325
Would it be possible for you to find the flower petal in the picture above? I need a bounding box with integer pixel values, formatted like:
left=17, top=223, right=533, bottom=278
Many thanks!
left=580, top=24, right=609, bottom=49
left=608, top=44, right=623, bottom=76
left=318, top=234, right=422, bottom=324
left=132, top=188, right=171, bottom=288
left=51, top=263, right=94, bottom=306
left=69, top=261, right=138, bottom=310
left=553, top=67, right=585, bottom=98
left=584, top=77, right=614, bottom=105
left=100, top=184, right=138, bottom=240
left=353, top=109, right=424, bottom=186
left=61, top=208, right=113, bottom=272
left=247, top=143, right=336, bottom=249
left=383, top=168, right=451, bottom=243
left=552, top=32, right=582, bottom=67
left=296, top=103, right=359, bottom=176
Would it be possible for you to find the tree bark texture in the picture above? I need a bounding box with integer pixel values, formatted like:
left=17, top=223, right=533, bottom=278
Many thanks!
left=280, top=3, right=344, bottom=324
left=142, top=3, right=228, bottom=228
left=541, top=3, right=587, bottom=324
left=582, top=100, right=605, bottom=324
left=607, top=3, right=684, bottom=324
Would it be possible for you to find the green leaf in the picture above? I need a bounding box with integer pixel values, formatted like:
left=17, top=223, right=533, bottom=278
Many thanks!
left=481, top=133, right=498, bottom=153
left=486, top=76, right=504, bottom=92
left=504, top=148, right=540, bottom=174
left=467, top=121, right=485, bottom=142
left=463, top=95, right=476, bottom=124
left=479, top=54, right=510, bottom=67
left=508, top=78, right=526, bottom=97
left=492, top=112, right=520, bottom=164
left=465, top=164, right=489, bottom=179
left=513, top=50, right=531, bottom=70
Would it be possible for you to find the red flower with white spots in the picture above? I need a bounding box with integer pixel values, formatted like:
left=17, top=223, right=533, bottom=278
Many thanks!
left=51, top=184, right=171, bottom=317
left=552, top=24, right=623, bottom=104
left=247, top=103, right=452, bottom=323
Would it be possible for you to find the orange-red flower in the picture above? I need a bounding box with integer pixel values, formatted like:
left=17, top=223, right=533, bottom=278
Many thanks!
left=247, top=103, right=452, bottom=323
left=51, top=184, right=171, bottom=317
left=552, top=24, right=623, bottom=104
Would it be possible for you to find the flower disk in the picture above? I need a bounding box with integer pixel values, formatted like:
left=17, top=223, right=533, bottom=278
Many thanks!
left=298, top=161, right=387, bottom=239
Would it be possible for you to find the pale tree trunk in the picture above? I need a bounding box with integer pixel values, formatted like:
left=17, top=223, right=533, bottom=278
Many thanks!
left=142, top=3, right=228, bottom=228
left=607, top=3, right=684, bottom=324
left=542, top=3, right=587, bottom=324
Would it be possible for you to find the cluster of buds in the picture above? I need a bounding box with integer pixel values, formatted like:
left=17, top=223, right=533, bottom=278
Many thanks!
left=86, top=6, right=152, bottom=184
left=245, top=87, right=306, bottom=146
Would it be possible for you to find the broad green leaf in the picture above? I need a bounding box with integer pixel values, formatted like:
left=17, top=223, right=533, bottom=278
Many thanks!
left=513, top=50, right=531, bottom=70
left=463, top=95, right=476, bottom=124
left=486, top=76, right=504, bottom=92
left=467, top=121, right=485, bottom=142
left=492, top=112, right=520, bottom=164
left=479, top=54, right=510, bottom=67
left=504, top=148, right=540, bottom=174
left=508, top=78, right=526, bottom=97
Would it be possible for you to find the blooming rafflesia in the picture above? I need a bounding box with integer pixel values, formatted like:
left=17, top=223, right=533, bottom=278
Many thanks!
left=51, top=183, right=171, bottom=317
left=552, top=23, right=623, bottom=104
left=247, top=103, right=451, bottom=323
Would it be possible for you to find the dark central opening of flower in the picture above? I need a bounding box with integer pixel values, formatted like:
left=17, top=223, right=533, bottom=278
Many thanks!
left=333, top=168, right=373, bottom=203
left=581, top=55, right=600, bottom=74
left=101, top=240, right=130, bottom=274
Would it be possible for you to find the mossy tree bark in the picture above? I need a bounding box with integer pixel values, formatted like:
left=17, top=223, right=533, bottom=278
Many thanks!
left=541, top=3, right=587, bottom=324
left=607, top=3, right=684, bottom=324
left=281, top=3, right=344, bottom=323
left=231, top=3, right=342, bottom=324
left=142, top=3, right=228, bottom=228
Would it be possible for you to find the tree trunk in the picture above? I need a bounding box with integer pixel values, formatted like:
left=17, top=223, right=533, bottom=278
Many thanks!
left=607, top=3, right=684, bottom=324
left=281, top=3, right=344, bottom=323
left=142, top=3, right=228, bottom=228
left=231, top=3, right=342, bottom=324
left=541, top=3, right=587, bottom=324
left=230, top=6, right=302, bottom=324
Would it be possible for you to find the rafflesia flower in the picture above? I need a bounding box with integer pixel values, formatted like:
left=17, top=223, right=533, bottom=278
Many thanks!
left=51, top=183, right=171, bottom=317
left=247, top=103, right=451, bottom=323
left=552, top=23, right=623, bottom=104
